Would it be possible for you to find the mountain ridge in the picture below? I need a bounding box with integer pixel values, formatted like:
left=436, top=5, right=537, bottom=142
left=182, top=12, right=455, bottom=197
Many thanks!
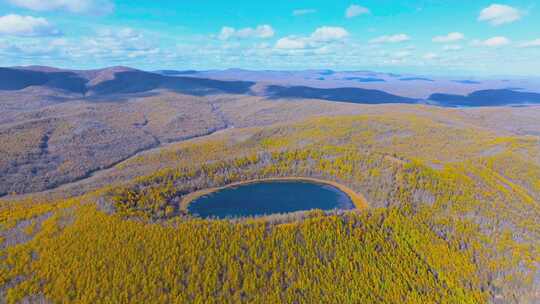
left=3, top=65, right=540, bottom=106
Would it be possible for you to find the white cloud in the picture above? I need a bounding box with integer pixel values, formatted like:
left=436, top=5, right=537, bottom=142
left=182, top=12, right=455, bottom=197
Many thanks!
left=379, top=50, right=412, bottom=64
left=0, top=42, right=58, bottom=57
left=7, top=0, right=114, bottom=14
left=432, top=32, right=465, bottom=43
left=392, top=51, right=411, bottom=59
left=0, top=14, right=61, bottom=37
left=478, top=4, right=522, bottom=26
left=218, top=25, right=274, bottom=40
left=126, top=48, right=159, bottom=59
left=97, top=27, right=141, bottom=40
left=70, top=27, right=160, bottom=60
left=423, top=52, right=438, bottom=60
left=310, top=26, right=348, bottom=42
left=218, top=27, right=235, bottom=40
left=237, top=25, right=274, bottom=38
left=346, top=4, right=370, bottom=18
left=0, top=27, right=171, bottom=67
left=254, top=42, right=270, bottom=49
left=117, top=28, right=141, bottom=39
left=292, top=9, right=317, bottom=16
left=473, top=36, right=510, bottom=47
left=370, top=34, right=410, bottom=44
left=519, top=39, right=540, bottom=48
left=274, top=26, right=348, bottom=50
left=49, top=38, right=68, bottom=47
left=443, top=45, right=463, bottom=51
left=275, top=37, right=307, bottom=49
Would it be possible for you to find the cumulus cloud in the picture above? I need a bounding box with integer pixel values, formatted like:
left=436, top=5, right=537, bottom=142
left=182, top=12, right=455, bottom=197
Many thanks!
left=443, top=45, right=463, bottom=51
left=423, top=52, right=439, bottom=60
left=0, top=25, right=173, bottom=67
left=0, top=14, right=61, bottom=37
left=292, top=9, right=317, bottom=16
left=7, top=0, right=114, bottom=14
left=432, top=32, right=465, bottom=43
left=218, top=27, right=235, bottom=40
left=97, top=27, right=141, bottom=40
left=370, top=34, right=410, bottom=44
left=310, top=26, right=348, bottom=42
left=519, top=39, right=540, bottom=48
left=0, top=42, right=57, bottom=58
left=378, top=50, right=412, bottom=64
left=472, top=36, right=510, bottom=47
left=48, top=27, right=160, bottom=61
left=275, top=37, right=307, bottom=49
left=392, top=51, right=411, bottom=59
left=218, top=25, right=274, bottom=40
left=345, top=4, right=370, bottom=18
left=274, top=26, right=349, bottom=50
left=478, top=4, right=522, bottom=26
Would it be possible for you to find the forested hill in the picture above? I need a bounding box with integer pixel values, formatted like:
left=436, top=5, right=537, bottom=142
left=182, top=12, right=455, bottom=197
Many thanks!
left=2, top=111, right=539, bottom=303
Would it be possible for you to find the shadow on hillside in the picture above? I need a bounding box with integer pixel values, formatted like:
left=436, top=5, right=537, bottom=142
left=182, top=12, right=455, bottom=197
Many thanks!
left=0, top=68, right=255, bottom=98
left=88, top=71, right=255, bottom=96
left=265, top=85, right=419, bottom=104
left=0, top=68, right=88, bottom=93
left=429, top=89, right=540, bottom=107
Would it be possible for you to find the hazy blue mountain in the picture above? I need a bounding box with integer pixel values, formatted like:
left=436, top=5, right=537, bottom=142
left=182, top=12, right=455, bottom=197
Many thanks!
left=429, top=89, right=540, bottom=107
left=3, top=66, right=540, bottom=107
left=265, top=85, right=418, bottom=104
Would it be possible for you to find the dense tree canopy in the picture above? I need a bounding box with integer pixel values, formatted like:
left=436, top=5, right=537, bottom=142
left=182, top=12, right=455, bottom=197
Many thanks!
left=1, top=114, right=539, bottom=303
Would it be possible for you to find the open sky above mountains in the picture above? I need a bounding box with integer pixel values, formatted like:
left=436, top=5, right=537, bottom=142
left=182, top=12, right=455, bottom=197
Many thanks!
left=0, top=0, right=539, bottom=76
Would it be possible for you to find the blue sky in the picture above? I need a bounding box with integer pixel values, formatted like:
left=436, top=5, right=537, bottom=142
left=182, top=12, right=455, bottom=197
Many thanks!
left=0, top=0, right=539, bottom=76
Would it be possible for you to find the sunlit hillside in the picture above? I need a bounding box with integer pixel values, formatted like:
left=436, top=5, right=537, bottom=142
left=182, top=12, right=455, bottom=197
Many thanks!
left=2, top=111, right=539, bottom=303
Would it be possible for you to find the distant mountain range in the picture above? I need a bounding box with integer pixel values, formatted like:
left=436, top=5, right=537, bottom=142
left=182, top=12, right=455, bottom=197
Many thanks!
left=429, top=90, right=540, bottom=107
left=265, top=85, right=418, bottom=104
left=2, top=66, right=540, bottom=107
left=0, top=66, right=254, bottom=97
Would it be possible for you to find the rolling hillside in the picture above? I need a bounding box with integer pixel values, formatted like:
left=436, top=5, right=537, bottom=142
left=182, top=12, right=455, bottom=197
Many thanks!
left=1, top=66, right=540, bottom=303
left=2, top=66, right=540, bottom=197
left=1, top=103, right=540, bottom=303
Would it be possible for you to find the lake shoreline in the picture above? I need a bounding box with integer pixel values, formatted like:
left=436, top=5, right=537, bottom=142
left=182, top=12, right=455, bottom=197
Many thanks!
left=180, top=177, right=369, bottom=212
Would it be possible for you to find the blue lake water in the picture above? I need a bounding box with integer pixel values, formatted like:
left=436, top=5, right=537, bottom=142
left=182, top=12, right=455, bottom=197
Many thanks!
left=188, top=181, right=355, bottom=219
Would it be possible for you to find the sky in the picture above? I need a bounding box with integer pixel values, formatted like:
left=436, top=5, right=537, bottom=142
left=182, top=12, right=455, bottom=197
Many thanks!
left=0, top=0, right=539, bottom=76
